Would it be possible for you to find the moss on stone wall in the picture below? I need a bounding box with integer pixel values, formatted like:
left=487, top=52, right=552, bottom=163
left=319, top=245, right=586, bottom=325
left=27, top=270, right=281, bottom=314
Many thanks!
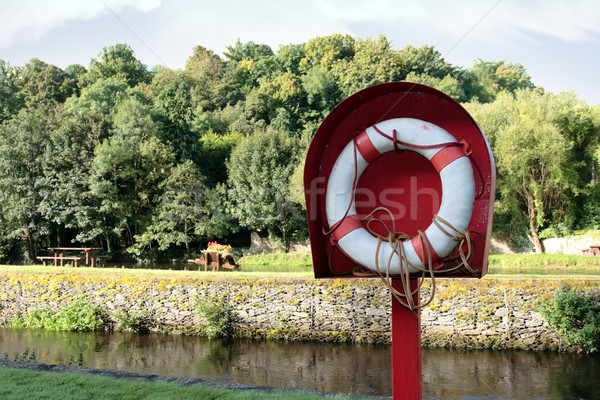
left=0, top=273, right=598, bottom=351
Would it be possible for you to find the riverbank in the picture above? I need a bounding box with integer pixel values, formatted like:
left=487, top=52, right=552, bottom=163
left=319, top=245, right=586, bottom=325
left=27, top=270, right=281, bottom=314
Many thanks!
left=0, top=361, right=364, bottom=400
left=1, top=267, right=598, bottom=351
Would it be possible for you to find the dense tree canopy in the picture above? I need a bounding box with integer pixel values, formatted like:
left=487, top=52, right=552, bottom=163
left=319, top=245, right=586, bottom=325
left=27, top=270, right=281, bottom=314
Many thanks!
left=0, top=35, right=598, bottom=262
left=467, top=91, right=599, bottom=251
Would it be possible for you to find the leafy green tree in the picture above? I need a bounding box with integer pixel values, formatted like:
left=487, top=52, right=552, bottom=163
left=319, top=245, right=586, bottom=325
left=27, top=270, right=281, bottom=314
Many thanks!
left=470, top=59, right=535, bottom=102
left=274, top=43, right=306, bottom=75
left=192, top=102, right=252, bottom=136
left=64, top=63, right=87, bottom=81
left=18, top=59, right=74, bottom=106
left=396, top=45, right=457, bottom=80
left=0, top=105, right=60, bottom=259
left=405, top=72, right=467, bottom=103
left=64, top=76, right=131, bottom=142
left=132, top=161, right=211, bottom=255
left=299, top=34, right=356, bottom=72
left=467, top=90, right=581, bottom=252
left=79, top=43, right=151, bottom=88
left=255, top=72, right=305, bottom=130
left=185, top=45, right=240, bottom=111
left=331, top=35, right=399, bottom=97
left=0, top=60, right=24, bottom=123
left=224, top=39, right=274, bottom=62
left=301, top=66, right=342, bottom=123
left=227, top=129, right=303, bottom=247
left=149, top=67, right=199, bottom=164
left=89, top=97, right=173, bottom=249
left=38, top=112, right=98, bottom=247
left=243, top=89, right=271, bottom=126
left=228, top=53, right=278, bottom=94
left=197, top=130, right=242, bottom=187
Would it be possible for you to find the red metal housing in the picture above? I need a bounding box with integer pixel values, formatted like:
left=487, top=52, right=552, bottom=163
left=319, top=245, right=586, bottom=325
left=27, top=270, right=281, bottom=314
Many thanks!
left=304, top=82, right=496, bottom=279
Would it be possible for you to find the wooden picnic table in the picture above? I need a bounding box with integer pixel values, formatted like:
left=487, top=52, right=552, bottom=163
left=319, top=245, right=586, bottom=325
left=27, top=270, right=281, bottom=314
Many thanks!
left=45, top=247, right=102, bottom=267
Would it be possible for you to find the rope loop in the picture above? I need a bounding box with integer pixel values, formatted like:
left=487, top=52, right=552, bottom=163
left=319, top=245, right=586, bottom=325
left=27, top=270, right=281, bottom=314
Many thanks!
left=338, top=207, right=476, bottom=311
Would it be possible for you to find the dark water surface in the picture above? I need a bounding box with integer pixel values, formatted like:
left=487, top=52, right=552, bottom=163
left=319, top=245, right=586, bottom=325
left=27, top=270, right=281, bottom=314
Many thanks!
left=1, top=328, right=599, bottom=399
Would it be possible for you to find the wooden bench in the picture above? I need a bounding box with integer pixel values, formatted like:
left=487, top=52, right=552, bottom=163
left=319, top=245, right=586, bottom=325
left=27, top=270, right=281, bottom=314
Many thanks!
left=37, top=256, right=84, bottom=267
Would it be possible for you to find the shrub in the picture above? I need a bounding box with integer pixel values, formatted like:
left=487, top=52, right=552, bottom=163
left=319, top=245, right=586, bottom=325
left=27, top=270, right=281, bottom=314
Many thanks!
left=114, top=308, right=150, bottom=333
left=540, top=288, right=600, bottom=353
left=13, top=307, right=55, bottom=330
left=13, top=301, right=108, bottom=332
left=196, top=296, right=231, bottom=339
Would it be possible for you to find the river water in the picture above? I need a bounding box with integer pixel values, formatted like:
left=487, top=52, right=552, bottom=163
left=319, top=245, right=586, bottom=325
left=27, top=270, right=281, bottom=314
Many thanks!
left=1, top=328, right=598, bottom=399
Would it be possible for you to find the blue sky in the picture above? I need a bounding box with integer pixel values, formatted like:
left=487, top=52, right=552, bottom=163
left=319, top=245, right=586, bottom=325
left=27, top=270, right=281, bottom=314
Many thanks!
left=1, top=0, right=599, bottom=105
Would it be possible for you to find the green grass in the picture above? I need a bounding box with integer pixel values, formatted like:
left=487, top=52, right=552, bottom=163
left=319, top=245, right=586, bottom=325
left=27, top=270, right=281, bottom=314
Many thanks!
left=486, top=254, right=600, bottom=279
left=0, top=252, right=315, bottom=279
left=3, top=252, right=600, bottom=280
left=0, top=365, right=353, bottom=400
left=488, top=254, right=600, bottom=270
left=0, top=264, right=314, bottom=279
left=237, top=252, right=313, bottom=272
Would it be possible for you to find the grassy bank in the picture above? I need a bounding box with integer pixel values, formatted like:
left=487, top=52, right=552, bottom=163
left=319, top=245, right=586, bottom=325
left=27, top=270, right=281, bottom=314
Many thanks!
left=237, top=252, right=312, bottom=272
left=0, top=365, right=352, bottom=400
left=488, top=254, right=600, bottom=272
left=0, top=264, right=314, bottom=279
left=2, top=252, right=600, bottom=279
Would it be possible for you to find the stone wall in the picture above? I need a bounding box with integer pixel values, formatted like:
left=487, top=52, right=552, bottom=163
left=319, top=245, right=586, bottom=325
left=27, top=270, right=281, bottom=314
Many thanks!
left=542, top=235, right=597, bottom=255
left=0, top=274, right=598, bottom=350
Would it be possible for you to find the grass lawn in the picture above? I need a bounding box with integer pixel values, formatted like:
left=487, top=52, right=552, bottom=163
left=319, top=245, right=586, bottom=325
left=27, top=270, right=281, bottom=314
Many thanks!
left=0, top=264, right=314, bottom=279
left=2, top=252, right=600, bottom=280
left=487, top=253, right=600, bottom=278
left=0, top=365, right=352, bottom=400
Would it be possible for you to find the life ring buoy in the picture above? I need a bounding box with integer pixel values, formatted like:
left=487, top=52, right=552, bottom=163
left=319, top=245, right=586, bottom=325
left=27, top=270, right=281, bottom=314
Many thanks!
left=325, top=118, right=475, bottom=275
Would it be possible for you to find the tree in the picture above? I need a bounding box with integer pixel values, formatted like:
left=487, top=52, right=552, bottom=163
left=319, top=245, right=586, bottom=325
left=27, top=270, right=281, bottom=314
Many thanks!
left=274, top=43, right=306, bottom=75
left=470, top=59, right=535, bottom=102
left=224, top=39, right=274, bottom=62
left=396, top=45, right=457, bottom=81
left=0, top=60, right=24, bottom=123
left=196, top=130, right=242, bottom=187
left=331, top=35, right=399, bottom=97
left=149, top=67, right=199, bottom=164
left=0, top=106, right=60, bottom=260
left=467, top=90, right=581, bottom=252
left=192, top=102, right=255, bottom=136
left=38, top=112, right=99, bottom=247
left=18, top=59, right=74, bottom=106
left=64, top=76, right=131, bottom=142
left=299, top=34, right=356, bottom=72
left=79, top=43, right=151, bottom=88
left=89, top=97, right=173, bottom=249
left=404, top=72, right=467, bottom=103
left=301, top=66, right=342, bottom=123
left=131, top=161, right=215, bottom=255
left=255, top=72, right=305, bottom=131
left=185, top=45, right=239, bottom=111
left=541, top=288, right=600, bottom=353
left=227, top=129, right=302, bottom=248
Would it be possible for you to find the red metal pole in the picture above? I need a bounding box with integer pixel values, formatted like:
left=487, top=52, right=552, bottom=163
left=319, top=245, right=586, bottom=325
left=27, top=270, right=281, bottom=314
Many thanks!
left=391, top=278, right=422, bottom=399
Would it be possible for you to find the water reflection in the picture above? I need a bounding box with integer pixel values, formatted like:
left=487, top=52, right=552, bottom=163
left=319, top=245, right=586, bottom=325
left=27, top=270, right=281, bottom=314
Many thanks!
left=422, top=348, right=600, bottom=399
left=1, top=328, right=599, bottom=399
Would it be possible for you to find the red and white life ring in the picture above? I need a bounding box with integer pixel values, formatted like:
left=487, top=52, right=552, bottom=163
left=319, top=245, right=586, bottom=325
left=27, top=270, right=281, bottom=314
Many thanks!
left=325, top=118, right=475, bottom=274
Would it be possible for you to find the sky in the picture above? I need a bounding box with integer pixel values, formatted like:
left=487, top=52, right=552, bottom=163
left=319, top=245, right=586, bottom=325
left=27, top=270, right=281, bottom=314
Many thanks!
left=1, top=0, right=599, bottom=105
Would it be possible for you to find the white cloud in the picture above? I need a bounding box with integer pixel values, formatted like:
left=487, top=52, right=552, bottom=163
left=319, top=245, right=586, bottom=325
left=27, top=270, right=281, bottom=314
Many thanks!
left=314, top=0, right=600, bottom=44
left=0, top=0, right=161, bottom=48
